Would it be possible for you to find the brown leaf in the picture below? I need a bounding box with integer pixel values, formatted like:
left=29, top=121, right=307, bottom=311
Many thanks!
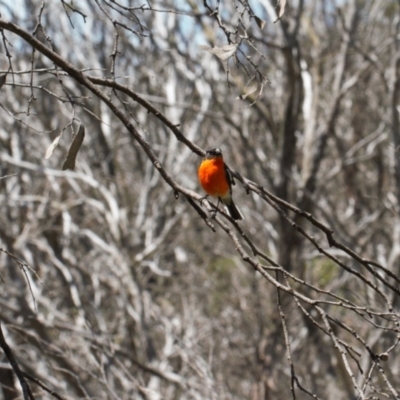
left=199, top=44, right=238, bottom=61
left=254, top=16, right=266, bottom=30
left=45, top=134, right=61, bottom=159
left=274, top=0, right=287, bottom=22
left=62, top=124, right=85, bottom=171
left=0, top=74, right=6, bottom=90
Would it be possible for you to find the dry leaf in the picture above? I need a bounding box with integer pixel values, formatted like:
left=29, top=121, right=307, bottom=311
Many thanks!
left=0, top=74, right=6, bottom=90
left=237, top=82, right=259, bottom=100
left=274, top=0, right=287, bottom=22
left=199, top=44, right=238, bottom=61
left=62, top=124, right=85, bottom=171
left=254, top=16, right=266, bottom=30
left=45, top=134, right=61, bottom=159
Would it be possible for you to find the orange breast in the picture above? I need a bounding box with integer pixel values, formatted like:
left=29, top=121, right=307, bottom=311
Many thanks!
left=198, top=157, right=230, bottom=197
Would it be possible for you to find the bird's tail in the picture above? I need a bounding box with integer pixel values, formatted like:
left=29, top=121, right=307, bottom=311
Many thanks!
left=224, top=200, right=244, bottom=220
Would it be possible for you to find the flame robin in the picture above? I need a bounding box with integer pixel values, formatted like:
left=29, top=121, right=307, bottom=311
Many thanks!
left=198, top=147, right=244, bottom=220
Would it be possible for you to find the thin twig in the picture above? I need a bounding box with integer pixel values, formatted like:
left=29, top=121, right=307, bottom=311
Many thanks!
left=0, top=324, right=35, bottom=400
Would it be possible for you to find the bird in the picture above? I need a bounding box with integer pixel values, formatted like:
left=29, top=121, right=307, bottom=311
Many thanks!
left=198, top=147, right=244, bottom=220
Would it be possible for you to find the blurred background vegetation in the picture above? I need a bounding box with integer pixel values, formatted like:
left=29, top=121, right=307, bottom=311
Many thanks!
left=0, top=0, right=400, bottom=399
